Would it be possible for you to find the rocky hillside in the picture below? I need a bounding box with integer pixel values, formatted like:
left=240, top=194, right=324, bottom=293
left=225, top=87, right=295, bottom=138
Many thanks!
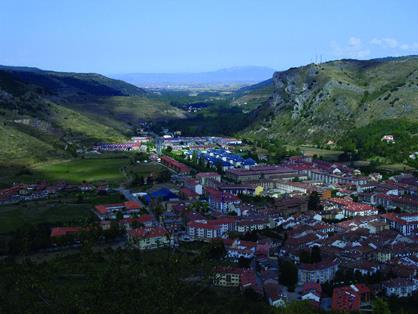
left=242, top=56, right=418, bottom=144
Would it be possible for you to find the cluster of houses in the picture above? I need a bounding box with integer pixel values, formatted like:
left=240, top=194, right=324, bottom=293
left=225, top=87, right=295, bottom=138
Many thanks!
left=156, top=136, right=242, bottom=153
left=33, top=151, right=418, bottom=309
left=0, top=181, right=105, bottom=205
left=92, top=137, right=150, bottom=152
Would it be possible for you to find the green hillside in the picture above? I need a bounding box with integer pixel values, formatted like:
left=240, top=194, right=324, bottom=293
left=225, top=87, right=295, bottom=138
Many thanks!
left=0, top=66, right=187, bottom=166
left=241, top=56, right=418, bottom=145
left=231, top=79, right=273, bottom=111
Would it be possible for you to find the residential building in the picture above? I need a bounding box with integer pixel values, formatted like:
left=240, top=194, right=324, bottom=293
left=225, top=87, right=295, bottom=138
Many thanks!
left=331, top=284, right=370, bottom=312
left=298, top=259, right=339, bottom=285
left=94, top=201, right=142, bottom=220
left=127, top=226, right=170, bottom=250
left=213, top=267, right=242, bottom=287
left=263, top=279, right=287, bottom=307
left=50, top=227, right=82, bottom=238
left=160, top=156, right=191, bottom=174
left=382, top=278, right=417, bottom=297
left=382, top=212, right=418, bottom=236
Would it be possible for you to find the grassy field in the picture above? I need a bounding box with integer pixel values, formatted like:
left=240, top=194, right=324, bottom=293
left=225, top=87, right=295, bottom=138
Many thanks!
left=286, top=145, right=343, bottom=161
left=32, top=157, right=131, bottom=184
left=0, top=191, right=126, bottom=234
left=0, top=198, right=94, bottom=234
left=127, top=162, right=167, bottom=176
left=376, top=163, right=415, bottom=173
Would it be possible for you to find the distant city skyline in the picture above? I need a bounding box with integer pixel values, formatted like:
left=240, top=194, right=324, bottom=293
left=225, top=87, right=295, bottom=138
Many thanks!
left=1, top=0, right=417, bottom=74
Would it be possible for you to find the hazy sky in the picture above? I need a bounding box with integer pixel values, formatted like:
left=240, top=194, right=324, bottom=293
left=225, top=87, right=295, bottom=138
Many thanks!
left=1, top=0, right=417, bottom=74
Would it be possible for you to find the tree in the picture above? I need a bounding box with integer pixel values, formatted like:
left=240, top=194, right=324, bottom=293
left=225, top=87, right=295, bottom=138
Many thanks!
left=238, top=256, right=251, bottom=268
left=308, top=191, right=321, bottom=211
left=191, top=150, right=198, bottom=164
left=299, top=250, right=311, bottom=264
left=310, top=246, right=321, bottom=263
left=279, top=301, right=317, bottom=314
left=215, top=160, right=223, bottom=174
left=116, top=211, right=123, bottom=220
left=205, top=239, right=226, bottom=259
left=372, top=298, right=391, bottom=314
left=279, top=260, right=298, bottom=291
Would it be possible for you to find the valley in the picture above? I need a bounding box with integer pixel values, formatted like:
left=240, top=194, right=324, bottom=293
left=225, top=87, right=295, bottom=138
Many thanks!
left=0, top=57, right=417, bottom=314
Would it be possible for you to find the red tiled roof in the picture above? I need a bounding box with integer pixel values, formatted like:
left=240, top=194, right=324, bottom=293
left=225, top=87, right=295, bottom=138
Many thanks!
left=128, top=226, right=167, bottom=239
left=124, top=200, right=141, bottom=210
left=375, top=193, right=418, bottom=206
left=303, top=282, right=322, bottom=294
left=95, top=201, right=141, bottom=214
left=299, top=259, right=338, bottom=271
left=332, top=285, right=362, bottom=311
left=50, top=227, right=82, bottom=237
left=382, top=212, right=418, bottom=225
left=180, top=188, right=198, bottom=198
left=205, top=187, right=240, bottom=202
left=196, top=172, right=220, bottom=178
left=329, top=197, right=377, bottom=212
left=94, top=202, right=124, bottom=214
left=160, top=156, right=191, bottom=173
left=213, top=266, right=242, bottom=275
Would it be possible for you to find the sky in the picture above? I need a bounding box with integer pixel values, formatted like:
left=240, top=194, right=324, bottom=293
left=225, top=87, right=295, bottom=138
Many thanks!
left=1, top=0, right=418, bottom=74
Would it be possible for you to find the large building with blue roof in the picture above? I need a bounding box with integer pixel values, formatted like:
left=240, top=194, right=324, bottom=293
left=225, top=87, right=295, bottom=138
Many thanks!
left=185, top=148, right=256, bottom=171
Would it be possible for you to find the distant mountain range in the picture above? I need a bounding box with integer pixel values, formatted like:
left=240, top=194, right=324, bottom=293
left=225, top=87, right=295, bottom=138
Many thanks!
left=111, top=66, right=276, bottom=88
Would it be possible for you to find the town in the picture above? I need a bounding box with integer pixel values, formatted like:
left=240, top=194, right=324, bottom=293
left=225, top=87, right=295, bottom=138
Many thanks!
left=1, top=135, right=417, bottom=312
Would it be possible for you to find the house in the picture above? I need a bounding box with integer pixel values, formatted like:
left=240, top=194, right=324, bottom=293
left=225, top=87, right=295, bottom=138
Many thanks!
left=187, top=220, right=221, bottom=240
left=381, top=135, right=395, bottom=143
left=127, top=226, right=170, bottom=250
left=226, top=165, right=298, bottom=183
left=236, top=218, right=270, bottom=233
left=196, top=172, right=221, bottom=186
left=187, top=217, right=237, bottom=240
left=365, top=220, right=389, bottom=234
left=301, top=282, right=322, bottom=308
left=309, top=170, right=368, bottom=186
left=240, top=269, right=263, bottom=295
left=372, top=193, right=418, bottom=212
left=179, top=187, right=199, bottom=201
left=94, top=201, right=142, bottom=220
left=50, top=227, right=82, bottom=238
left=160, top=156, right=191, bottom=174
left=183, top=178, right=203, bottom=195
left=327, top=197, right=378, bottom=217
left=263, top=279, right=287, bottom=307
left=223, top=238, right=257, bottom=260
left=382, top=212, right=418, bottom=236
left=382, top=278, right=417, bottom=297
left=275, top=180, right=314, bottom=195
left=212, top=267, right=242, bottom=287
left=298, top=259, right=339, bottom=285
left=206, top=188, right=241, bottom=215
left=119, top=214, right=155, bottom=230
left=331, top=284, right=370, bottom=312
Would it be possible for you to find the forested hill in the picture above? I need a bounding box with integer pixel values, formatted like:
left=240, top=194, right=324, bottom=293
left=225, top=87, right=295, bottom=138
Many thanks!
left=0, top=65, right=146, bottom=98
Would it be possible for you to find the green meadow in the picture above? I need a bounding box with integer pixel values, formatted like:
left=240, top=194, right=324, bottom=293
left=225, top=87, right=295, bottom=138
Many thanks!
left=33, top=157, right=130, bottom=184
